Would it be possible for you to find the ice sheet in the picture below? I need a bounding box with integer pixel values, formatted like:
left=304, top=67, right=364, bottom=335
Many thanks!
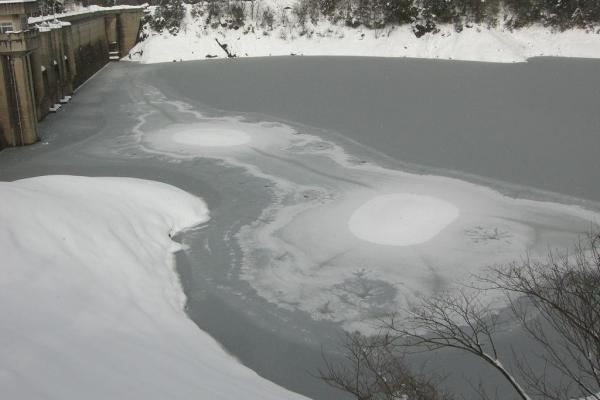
left=172, top=124, right=251, bottom=146
left=348, top=194, right=460, bottom=246
left=131, top=85, right=600, bottom=332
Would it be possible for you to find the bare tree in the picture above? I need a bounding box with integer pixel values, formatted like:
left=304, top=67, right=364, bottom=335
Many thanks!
left=384, top=289, right=532, bottom=400
left=318, top=331, right=453, bottom=400
left=488, top=233, right=600, bottom=400
left=320, top=233, right=600, bottom=400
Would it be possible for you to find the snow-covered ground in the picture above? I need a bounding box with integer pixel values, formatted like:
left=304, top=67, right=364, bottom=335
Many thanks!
left=128, top=2, right=600, bottom=64
left=0, top=176, right=308, bottom=400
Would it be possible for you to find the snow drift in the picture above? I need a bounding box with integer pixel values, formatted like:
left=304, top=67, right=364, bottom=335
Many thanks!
left=0, top=176, right=308, bottom=400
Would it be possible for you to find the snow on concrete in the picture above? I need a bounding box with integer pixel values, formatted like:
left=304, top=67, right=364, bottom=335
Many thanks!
left=128, top=3, right=600, bottom=64
left=0, top=175, right=309, bottom=400
left=0, top=0, right=36, bottom=3
left=348, top=194, right=460, bottom=246
left=126, top=83, right=600, bottom=332
left=28, top=4, right=146, bottom=25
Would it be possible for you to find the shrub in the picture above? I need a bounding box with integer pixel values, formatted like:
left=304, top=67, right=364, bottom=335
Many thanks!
left=261, top=7, right=275, bottom=29
left=150, top=0, right=186, bottom=34
left=230, top=3, right=246, bottom=26
left=294, top=0, right=320, bottom=26
left=206, top=0, right=223, bottom=23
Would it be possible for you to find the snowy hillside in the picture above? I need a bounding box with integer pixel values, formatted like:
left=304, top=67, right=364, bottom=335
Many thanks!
left=128, top=0, right=600, bottom=63
left=0, top=176, right=308, bottom=400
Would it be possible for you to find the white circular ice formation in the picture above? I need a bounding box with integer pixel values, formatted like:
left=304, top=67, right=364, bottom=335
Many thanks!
left=348, top=194, right=459, bottom=246
left=172, top=127, right=251, bottom=147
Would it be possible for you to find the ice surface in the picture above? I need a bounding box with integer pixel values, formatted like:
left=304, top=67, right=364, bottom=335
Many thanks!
left=0, top=176, right=309, bottom=400
left=172, top=124, right=251, bottom=146
left=348, top=194, right=459, bottom=246
left=132, top=84, right=600, bottom=333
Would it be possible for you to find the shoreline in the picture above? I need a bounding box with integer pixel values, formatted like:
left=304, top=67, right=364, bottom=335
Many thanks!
left=130, top=13, right=600, bottom=64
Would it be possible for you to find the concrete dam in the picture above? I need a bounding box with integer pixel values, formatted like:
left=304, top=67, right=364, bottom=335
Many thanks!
left=0, top=1, right=144, bottom=148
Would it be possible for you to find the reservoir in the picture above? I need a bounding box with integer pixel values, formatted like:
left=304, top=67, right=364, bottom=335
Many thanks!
left=1, top=57, right=599, bottom=399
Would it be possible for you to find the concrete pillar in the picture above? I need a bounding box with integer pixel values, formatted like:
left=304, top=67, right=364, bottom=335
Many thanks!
left=50, top=28, right=64, bottom=103
left=117, top=11, right=142, bottom=56
left=62, top=25, right=76, bottom=94
left=52, top=26, right=71, bottom=99
left=29, top=42, right=45, bottom=121
left=105, top=14, right=117, bottom=46
left=0, top=54, right=38, bottom=146
left=0, top=55, right=13, bottom=146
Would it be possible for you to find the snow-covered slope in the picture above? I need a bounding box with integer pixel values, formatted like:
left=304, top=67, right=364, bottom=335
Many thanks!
left=0, top=176, right=308, bottom=400
left=128, top=3, right=600, bottom=64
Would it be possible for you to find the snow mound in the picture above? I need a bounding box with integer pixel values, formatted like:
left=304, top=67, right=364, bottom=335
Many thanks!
left=173, top=126, right=251, bottom=146
left=348, top=194, right=459, bottom=246
left=0, top=176, right=308, bottom=400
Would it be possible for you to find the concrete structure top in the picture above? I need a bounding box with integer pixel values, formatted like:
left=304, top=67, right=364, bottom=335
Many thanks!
left=29, top=5, right=147, bottom=25
left=0, top=0, right=37, bottom=3
left=0, top=29, right=38, bottom=53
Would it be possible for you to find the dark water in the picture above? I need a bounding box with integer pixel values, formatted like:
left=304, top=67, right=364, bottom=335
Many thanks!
left=1, top=57, right=599, bottom=400
left=154, top=56, right=600, bottom=203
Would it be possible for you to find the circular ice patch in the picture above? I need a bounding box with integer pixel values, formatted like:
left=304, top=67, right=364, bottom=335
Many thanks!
left=172, top=128, right=251, bottom=147
left=348, top=194, right=459, bottom=246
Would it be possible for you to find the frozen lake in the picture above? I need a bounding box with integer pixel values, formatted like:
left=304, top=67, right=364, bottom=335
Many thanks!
left=1, top=57, right=599, bottom=399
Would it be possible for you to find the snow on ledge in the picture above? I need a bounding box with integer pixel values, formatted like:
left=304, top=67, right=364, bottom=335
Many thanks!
left=0, top=0, right=36, bottom=3
left=0, top=175, right=308, bottom=400
left=29, top=4, right=147, bottom=25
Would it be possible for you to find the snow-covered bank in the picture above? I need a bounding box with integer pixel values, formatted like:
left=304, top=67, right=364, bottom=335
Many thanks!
left=0, top=176, right=308, bottom=400
left=129, top=3, right=600, bottom=64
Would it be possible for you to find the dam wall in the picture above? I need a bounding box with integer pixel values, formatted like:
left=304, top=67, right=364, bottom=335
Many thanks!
left=0, top=5, right=145, bottom=147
